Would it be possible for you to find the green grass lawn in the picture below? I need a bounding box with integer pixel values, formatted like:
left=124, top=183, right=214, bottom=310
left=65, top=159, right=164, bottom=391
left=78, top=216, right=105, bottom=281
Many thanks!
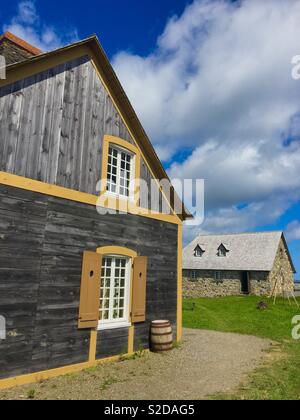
left=183, top=296, right=300, bottom=400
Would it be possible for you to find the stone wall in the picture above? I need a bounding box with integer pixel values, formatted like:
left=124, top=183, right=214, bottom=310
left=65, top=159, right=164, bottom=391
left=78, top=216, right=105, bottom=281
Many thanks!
left=249, top=271, right=270, bottom=295
left=183, top=270, right=242, bottom=298
left=267, top=238, right=295, bottom=296
left=0, top=39, right=34, bottom=65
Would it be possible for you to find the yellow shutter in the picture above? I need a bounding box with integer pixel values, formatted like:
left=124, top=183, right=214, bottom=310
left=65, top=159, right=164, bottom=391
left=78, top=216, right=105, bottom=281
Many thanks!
left=131, top=256, right=148, bottom=323
left=78, top=251, right=102, bottom=329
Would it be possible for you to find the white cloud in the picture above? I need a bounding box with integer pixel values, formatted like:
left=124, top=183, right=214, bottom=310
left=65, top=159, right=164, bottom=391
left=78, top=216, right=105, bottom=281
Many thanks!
left=3, top=1, right=78, bottom=51
left=112, top=0, right=300, bottom=243
left=286, top=221, right=300, bottom=241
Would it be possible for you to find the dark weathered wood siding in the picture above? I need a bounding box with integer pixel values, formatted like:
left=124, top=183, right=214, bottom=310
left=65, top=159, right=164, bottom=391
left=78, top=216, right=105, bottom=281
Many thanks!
left=0, top=56, right=134, bottom=195
left=140, top=157, right=171, bottom=213
left=96, top=328, right=129, bottom=360
left=0, top=185, right=178, bottom=379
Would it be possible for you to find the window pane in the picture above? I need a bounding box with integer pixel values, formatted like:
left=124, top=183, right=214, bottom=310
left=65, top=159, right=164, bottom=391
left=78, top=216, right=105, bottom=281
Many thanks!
left=100, top=256, right=128, bottom=324
left=106, top=146, right=133, bottom=198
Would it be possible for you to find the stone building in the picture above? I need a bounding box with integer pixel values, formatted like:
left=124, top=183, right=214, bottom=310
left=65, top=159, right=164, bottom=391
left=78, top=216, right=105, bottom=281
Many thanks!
left=183, top=232, right=296, bottom=298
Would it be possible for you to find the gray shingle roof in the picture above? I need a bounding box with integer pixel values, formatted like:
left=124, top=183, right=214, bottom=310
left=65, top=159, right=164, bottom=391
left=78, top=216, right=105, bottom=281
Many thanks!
left=183, top=231, right=291, bottom=272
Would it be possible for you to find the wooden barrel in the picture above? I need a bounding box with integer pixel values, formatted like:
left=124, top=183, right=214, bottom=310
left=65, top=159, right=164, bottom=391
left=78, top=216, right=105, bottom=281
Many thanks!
left=150, top=320, right=173, bottom=352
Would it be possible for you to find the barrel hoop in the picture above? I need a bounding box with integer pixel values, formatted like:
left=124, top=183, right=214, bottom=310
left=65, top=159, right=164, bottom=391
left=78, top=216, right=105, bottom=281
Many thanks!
left=152, top=341, right=173, bottom=347
left=151, top=324, right=171, bottom=329
left=151, top=332, right=173, bottom=337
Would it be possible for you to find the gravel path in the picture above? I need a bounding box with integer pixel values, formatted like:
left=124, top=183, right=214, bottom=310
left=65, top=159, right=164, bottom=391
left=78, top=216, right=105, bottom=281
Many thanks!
left=0, top=329, right=271, bottom=400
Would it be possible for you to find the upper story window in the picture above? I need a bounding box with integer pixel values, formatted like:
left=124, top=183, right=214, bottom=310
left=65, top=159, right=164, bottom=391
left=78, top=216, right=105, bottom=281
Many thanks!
left=217, top=244, right=229, bottom=257
left=107, top=145, right=135, bottom=199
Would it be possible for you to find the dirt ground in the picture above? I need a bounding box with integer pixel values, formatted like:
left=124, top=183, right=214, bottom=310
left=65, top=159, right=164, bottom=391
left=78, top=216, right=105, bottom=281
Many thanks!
left=0, top=329, right=271, bottom=400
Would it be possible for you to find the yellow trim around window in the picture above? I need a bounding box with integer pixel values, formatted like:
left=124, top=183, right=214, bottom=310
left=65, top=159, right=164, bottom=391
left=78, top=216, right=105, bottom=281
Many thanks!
left=98, top=135, right=181, bottom=224
left=96, top=246, right=137, bottom=259
left=100, top=135, right=141, bottom=206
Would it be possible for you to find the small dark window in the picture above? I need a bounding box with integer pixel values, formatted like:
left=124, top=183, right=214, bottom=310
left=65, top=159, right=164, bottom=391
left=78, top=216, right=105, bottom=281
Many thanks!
left=190, top=270, right=198, bottom=281
left=214, top=271, right=223, bottom=283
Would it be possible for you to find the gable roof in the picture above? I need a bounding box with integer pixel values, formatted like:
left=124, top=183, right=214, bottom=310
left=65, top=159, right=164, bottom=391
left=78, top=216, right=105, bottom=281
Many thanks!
left=0, top=31, right=42, bottom=56
left=218, top=243, right=230, bottom=252
left=195, top=244, right=206, bottom=252
left=183, top=231, right=296, bottom=272
left=0, top=34, right=191, bottom=221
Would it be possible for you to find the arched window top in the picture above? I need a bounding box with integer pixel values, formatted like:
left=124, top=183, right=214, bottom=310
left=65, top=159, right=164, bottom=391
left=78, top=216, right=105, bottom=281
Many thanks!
left=103, top=135, right=139, bottom=156
left=96, top=246, right=137, bottom=259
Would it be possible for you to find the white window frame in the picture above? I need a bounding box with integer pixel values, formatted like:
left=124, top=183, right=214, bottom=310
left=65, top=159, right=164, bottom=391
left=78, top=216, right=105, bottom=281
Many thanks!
left=98, top=255, right=132, bottom=331
left=106, top=144, right=136, bottom=201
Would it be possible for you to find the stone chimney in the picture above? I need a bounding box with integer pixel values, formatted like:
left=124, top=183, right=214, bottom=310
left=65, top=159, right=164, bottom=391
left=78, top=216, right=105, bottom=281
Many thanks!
left=0, top=32, right=42, bottom=65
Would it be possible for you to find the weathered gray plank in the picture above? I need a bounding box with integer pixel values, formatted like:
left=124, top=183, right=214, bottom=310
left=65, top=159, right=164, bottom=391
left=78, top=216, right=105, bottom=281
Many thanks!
left=4, top=80, right=24, bottom=172
left=47, top=64, right=66, bottom=184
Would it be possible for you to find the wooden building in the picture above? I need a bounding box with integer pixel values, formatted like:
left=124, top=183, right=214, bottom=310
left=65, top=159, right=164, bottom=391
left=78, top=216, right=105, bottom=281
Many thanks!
left=0, top=32, right=190, bottom=388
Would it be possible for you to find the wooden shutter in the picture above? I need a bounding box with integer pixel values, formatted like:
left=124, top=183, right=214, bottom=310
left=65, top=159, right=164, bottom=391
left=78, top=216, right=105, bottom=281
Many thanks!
left=131, top=256, right=148, bottom=323
left=78, top=251, right=102, bottom=329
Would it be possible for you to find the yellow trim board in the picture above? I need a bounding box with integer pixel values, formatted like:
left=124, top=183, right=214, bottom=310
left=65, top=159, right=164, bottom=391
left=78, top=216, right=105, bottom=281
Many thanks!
left=128, top=326, right=135, bottom=355
left=0, top=352, right=148, bottom=391
left=177, top=224, right=183, bottom=342
left=0, top=172, right=180, bottom=225
left=0, top=171, right=98, bottom=206
left=96, top=246, right=137, bottom=259
left=0, top=45, right=90, bottom=89
left=89, top=329, right=98, bottom=363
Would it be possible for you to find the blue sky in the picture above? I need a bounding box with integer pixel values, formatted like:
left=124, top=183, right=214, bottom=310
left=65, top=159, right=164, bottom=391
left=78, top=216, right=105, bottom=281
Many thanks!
left=0, top=0, right=190, bottom=56
left=1, top=0, right=300, bottom=277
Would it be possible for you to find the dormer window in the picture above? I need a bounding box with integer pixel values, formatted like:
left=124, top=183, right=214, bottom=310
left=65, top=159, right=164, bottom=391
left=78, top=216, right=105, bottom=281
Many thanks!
left=194, top=245, right=205, bottom=257
left=217, top=244, right=229, bottom=257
